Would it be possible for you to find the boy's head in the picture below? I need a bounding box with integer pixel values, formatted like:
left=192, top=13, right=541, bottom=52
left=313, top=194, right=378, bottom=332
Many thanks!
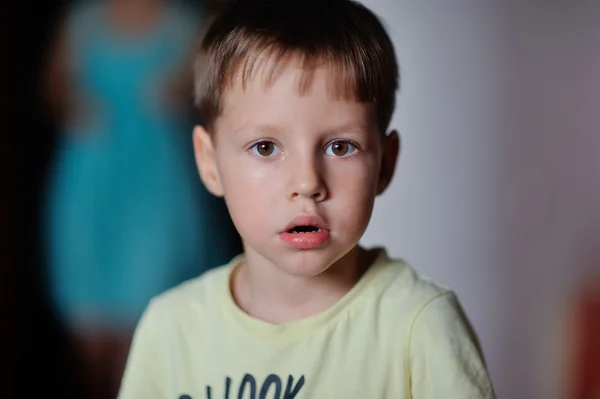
left=193, top=0, right=400, bottom=276
left=194, top=0, right=399, bottom=134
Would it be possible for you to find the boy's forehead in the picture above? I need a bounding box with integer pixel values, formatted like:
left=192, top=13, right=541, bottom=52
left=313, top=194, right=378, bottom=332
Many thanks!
left=223, top=52, right=362, bottom=104
left=216, top=83, right=377, bottom=140
left=224, top=68, right=369, bottom=116
left=211, top=51, right=380, bottom=135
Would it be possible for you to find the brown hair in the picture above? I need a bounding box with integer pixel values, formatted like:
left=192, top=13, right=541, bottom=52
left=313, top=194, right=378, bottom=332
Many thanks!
left=194, top=0, right=399, bottom=133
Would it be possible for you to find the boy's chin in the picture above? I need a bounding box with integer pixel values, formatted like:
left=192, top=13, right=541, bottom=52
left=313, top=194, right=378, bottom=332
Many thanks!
left=277, top=261, right=333, bottom=278
left=272, top=247, right=354, bottom=278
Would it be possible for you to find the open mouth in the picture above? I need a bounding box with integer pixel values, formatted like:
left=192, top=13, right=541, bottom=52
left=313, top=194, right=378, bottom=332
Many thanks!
left=287, top=225, right=323, bottom=234
left=280, top=216, right=330, bottom=248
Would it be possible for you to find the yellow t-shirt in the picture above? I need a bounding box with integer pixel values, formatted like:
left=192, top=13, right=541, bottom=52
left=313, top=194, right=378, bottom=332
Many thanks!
left=118, top=248, right=495, bottom=398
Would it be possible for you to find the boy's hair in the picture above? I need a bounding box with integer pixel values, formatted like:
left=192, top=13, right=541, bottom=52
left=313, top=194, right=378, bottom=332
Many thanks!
left=194, top=0, right=399, bottom=134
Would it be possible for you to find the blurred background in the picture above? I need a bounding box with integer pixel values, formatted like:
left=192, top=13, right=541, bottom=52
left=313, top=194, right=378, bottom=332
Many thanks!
left=359, top=1, right=600, bottom=399
left=11, top=0, right=241, bottom=398
left=8, top=0, right=600, bottom=398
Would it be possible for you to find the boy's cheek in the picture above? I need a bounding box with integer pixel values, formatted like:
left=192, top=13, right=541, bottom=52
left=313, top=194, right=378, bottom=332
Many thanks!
left=222, top=165, right=278, bottom=199
left=327, top=166, right=379, bottom=198
left=226, top=196, right=275, bottom=241
left=222, top=171, right=278, bottom=214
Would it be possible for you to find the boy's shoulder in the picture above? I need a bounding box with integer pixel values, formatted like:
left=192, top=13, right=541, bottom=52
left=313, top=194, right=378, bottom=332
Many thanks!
left=364, top=248, right=456, bottom=315
left=146, top=257, right=237, bottom=316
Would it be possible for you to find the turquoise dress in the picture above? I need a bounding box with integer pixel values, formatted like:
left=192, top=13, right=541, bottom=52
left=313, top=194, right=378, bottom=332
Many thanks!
left=44, top=0, right=240, bottom=330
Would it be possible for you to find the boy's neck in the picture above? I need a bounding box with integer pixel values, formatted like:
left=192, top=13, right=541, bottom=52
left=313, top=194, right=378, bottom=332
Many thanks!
left=232, top=246, right=371, bottom=324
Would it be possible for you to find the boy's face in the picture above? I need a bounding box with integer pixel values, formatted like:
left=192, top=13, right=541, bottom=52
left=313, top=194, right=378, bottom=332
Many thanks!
left=194, top=61, right=398, bottom=276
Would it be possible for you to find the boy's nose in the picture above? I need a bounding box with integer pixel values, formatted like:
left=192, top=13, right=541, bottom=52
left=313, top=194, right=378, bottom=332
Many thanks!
left=287, top=157, right=327, bottom=202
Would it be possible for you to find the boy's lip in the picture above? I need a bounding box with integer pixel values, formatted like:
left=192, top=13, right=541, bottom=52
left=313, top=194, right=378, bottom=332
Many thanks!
left=281, top=214, right=330, bottom=233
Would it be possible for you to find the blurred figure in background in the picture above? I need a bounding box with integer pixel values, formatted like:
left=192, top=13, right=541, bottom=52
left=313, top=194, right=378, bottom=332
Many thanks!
left=41, top=0, right=241, bottom=397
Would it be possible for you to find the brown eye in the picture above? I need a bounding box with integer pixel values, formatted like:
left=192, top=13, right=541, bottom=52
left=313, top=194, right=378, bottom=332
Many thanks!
left=326, top=140, right=357, bottom=157
left=251, top=141, right=280, bottom=157
left=258, top=142, right=274, bottom=156
left=332, top=142, right=348, bottom=156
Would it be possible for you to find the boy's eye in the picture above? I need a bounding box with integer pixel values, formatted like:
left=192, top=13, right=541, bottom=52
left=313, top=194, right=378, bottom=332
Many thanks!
left=325, top=140, right=357, bottom=157
left=250, top=141, right=281, bottom=157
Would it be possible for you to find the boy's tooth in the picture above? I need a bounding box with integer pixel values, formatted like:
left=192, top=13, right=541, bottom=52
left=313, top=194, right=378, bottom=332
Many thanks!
left=290, top=226, right=323, bottom=233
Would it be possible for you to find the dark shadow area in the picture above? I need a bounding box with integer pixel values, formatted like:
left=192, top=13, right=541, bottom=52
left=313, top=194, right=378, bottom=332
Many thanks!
left=10, top=0, right=241, bottom=397
left=11, top=0, right=86, bottom=397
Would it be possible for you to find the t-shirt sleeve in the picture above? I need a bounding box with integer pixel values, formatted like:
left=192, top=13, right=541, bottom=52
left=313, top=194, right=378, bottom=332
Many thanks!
left=409, top=291, right=496, bottom=398
left=118, top=300, right=172, bottom=399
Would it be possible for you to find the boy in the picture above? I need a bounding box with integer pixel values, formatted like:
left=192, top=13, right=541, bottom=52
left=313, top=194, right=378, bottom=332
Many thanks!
left=118, top=0, right=496, bottom=397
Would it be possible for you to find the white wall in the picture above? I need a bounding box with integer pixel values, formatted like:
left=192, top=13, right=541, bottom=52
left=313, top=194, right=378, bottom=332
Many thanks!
left=358, top=2, right=600, bottom=398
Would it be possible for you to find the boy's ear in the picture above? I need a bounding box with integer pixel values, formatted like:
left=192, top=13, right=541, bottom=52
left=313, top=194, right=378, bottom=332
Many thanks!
left=193, top=125, right=224, bottom=197
left=377, top=130, right=400, bottom=195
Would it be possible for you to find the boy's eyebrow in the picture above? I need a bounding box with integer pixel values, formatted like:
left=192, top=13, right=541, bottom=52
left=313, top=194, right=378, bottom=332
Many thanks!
left=231, top=123, right=283, bottom=137
left=321, top=123, right=371, bottom=136
left=231, top=122, right=374, bottom=137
